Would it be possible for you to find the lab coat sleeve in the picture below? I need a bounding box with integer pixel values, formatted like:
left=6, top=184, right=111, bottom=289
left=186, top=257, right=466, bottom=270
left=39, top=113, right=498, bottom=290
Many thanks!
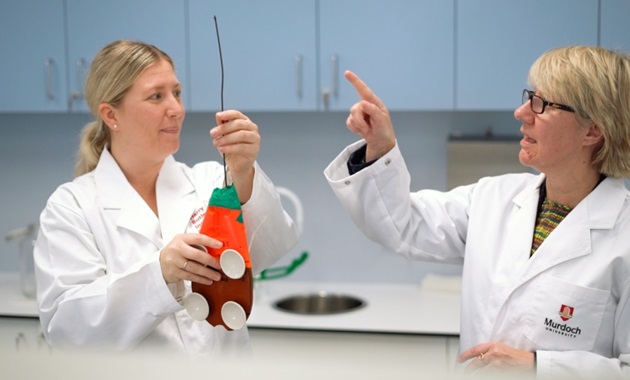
left=536, top=351, right=630, bottom=379
left=240, top=162, right=299, bottom=275
left=324, top=140, right=467, bottom=264
left=34, top=186, right=183, bottom=350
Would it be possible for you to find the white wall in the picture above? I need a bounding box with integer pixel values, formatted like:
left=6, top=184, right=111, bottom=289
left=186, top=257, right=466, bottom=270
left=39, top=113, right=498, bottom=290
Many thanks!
left=1, top=110, right=522, bottom=284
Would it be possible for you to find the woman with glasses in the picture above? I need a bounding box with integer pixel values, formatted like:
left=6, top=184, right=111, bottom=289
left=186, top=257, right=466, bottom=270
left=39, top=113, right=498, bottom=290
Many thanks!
left=324, top=45, right=630, bottom=377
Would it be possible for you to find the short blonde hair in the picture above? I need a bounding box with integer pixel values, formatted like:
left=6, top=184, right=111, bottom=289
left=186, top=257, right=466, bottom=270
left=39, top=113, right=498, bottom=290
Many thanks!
left=75, top=40, right=174, bottom=176
left=528, top=45, right=630, bottom=178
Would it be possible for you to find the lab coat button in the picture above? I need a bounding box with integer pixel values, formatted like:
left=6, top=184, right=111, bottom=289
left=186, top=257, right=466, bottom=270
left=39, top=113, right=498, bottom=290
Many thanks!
left=344, top=180, right=351, bottom=185
left=385, top=159, right=391, bottom=165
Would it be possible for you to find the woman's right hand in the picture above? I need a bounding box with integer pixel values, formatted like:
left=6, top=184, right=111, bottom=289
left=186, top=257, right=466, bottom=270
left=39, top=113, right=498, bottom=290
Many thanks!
left=160, top=233, right=223, bottom=285
left=344, top=70, right=396, bottom=162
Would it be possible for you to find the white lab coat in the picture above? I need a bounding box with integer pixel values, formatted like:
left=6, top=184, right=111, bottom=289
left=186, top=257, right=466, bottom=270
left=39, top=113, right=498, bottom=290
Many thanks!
left=34, top=148, right=298, bottom=358
left=325, top=140, right=630, bottom=378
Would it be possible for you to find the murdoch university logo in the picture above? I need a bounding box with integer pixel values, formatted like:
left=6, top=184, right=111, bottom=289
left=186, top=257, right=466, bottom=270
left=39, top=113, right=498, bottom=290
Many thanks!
left=543, top=304, right=581, bottom=338
left=559, top=304, right=574, bottom=322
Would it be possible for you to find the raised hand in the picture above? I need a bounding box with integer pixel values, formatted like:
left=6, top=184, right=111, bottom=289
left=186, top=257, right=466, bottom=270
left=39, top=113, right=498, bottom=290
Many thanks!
left=211, top=110, right=260, bottom=203
left=344, top=70, right=396, bottom=162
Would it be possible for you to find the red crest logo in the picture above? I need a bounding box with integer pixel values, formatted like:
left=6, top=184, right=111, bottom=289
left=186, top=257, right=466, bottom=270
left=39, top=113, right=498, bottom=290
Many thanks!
left=559, top=304, right=574, bottom=321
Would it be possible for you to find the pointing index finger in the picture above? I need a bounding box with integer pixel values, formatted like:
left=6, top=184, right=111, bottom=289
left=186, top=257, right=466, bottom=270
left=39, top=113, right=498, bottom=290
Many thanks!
left=344, top=70, right=384, bottom=107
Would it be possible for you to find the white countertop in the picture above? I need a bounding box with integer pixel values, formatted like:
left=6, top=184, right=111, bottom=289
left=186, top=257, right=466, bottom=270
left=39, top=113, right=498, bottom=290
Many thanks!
left=0, top=272, right=461, bottom=335
left=248, top=279, right=461, bottom=335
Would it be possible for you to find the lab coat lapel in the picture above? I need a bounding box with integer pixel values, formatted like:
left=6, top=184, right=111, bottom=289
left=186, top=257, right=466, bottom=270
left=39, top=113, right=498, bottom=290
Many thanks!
left=116, top=201, right=162, bottom=249
left=502, top=177, right=542, bottom=275
left=520, top=202, right=591, bottom=282
left=489, top=176, right=625, bottom=341
left=94, top=149, right=162, bottom=249
left=510, top=176, right=625, bottom=286
left=156, top=156, right=197, bottom=245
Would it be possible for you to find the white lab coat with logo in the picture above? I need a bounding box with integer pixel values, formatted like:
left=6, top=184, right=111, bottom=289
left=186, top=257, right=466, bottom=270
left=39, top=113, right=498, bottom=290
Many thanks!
left=35, top=148, right=298, bottom=357
left=324, top=141, right=630, bottom=378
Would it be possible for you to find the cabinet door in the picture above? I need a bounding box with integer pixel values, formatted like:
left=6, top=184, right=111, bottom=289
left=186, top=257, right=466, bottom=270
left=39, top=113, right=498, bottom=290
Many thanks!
left=446, top=336, right=460, bottom=369
left=600, top=0, right=630, bottom=51
left=0, top=1, right=67, bottom=112
left=188, top=0, right=317, bottom=112
left=249, top=329, right=450, bottom=375
left=319, top=0, right=454, bottom=111
left=65, top=0, right=188, bottom=113
left=0, top=317, right=44, bottom=352
left=457, top=0, right=598, bottom=110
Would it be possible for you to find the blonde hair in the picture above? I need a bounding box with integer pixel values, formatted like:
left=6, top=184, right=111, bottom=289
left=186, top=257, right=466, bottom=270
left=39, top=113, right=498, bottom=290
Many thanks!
left=75, top=40, right=174, bottom=176
left=528, top=45, right=630, bottom=178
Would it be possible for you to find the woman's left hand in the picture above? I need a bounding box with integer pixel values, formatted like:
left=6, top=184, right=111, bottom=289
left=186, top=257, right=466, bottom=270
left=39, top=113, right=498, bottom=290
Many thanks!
left=458, top=341, right=535, bottom=373
left=211, top=110, right=260, bottom=202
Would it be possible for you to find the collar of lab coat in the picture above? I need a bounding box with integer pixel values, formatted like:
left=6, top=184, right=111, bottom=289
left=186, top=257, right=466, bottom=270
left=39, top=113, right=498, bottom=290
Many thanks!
left=93, top=148, right=197, bottom=248
left=511, top=174, right=627, bottom=283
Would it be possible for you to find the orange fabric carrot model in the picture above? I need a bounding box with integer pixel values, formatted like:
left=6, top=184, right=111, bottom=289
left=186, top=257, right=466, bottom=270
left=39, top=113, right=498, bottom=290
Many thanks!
left=187, top=185, right=253, bottom=331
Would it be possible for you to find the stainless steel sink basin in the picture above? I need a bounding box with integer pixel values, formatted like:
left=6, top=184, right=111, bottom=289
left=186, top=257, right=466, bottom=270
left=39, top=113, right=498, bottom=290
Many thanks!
left=273, top=292, right=365, bottom=315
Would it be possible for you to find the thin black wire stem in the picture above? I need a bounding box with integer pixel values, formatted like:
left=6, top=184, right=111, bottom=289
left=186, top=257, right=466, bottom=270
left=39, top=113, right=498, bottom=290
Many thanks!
left=214, top=15, right=227, bottom=187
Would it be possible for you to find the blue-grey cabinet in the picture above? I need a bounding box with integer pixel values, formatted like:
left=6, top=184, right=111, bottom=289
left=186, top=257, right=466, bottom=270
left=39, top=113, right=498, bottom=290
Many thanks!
left=65, top=0, right=188, bottom=113
left=0, top=0, right=187, bottom=113
left=0, top=1, right=67, bottom=112
left=3, top=0, right=625, bottom=114
left=188, top=0, right=454, bottom=112
left=319, top=0, right=454, bottom=111
left=600, top=0, right=630, bottom=51
left=187, top=0, right=317, bottom=112
left=456, top=0, right=599, bottom=110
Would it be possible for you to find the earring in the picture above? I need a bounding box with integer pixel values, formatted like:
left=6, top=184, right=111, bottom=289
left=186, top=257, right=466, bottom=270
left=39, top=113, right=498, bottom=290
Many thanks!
left=113, top=124, right=118, bottom=129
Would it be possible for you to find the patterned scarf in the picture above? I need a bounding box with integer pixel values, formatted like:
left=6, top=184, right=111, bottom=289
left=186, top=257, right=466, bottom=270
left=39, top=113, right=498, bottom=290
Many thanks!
left=531, top=199, right=572, bottom=256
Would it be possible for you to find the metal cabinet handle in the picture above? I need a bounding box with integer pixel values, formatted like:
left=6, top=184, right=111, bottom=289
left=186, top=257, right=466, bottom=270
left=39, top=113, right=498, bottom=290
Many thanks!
left=44, top=58, right=55, bottom=100
left=15, top=332, right=27, bottom=351
left=322, top=88, right=330, bottom=109
left=331, top=54, right=339, bottom=98
left=295, top=54, right=303, bottom=99
left=68, top=58, right=87, bottom=110
left=68, top=92, right=81, bottom=110
left=37, top=331, right=51, bottom=352
left=76, top=58, right=87, bottom=96
left=321, top=54, right=339, bottom=109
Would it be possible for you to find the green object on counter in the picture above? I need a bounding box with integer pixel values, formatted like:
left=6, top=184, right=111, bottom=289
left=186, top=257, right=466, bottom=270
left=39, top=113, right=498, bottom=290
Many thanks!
left=256, top=251, right=309, bottom=281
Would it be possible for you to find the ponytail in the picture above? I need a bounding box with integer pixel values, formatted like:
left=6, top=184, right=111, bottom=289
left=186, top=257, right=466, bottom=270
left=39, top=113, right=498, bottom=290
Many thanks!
left=75, top=120, right=110, bottom=177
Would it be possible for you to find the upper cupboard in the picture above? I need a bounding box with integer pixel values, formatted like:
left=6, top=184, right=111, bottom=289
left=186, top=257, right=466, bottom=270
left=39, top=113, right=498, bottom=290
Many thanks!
left=456, top=0, right=599, bottom=110
left=600, top=0, right=630, bottom=52
left=187, top=0, right=318, bottom=112
left=1, top=0, right=187, bottom=113
left=187, top=0, right=454, bottom=112
left=64, top=1, right=188, bottom=113
left=1, top=0, right=67, bottom=112
left=0, top=1, right=627, bottom=113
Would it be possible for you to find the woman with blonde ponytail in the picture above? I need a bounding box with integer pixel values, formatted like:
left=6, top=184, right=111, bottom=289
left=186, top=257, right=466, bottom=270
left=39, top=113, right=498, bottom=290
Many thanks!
left=33, top=40, right=298, bottom=356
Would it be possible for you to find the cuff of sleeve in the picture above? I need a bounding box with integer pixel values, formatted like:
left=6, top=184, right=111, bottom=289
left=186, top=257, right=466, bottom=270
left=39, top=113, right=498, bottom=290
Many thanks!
left=535, top=350, right=549, bottom=376
left=240, top=161, right=263, bottom=208
left=147, top=251, right=184, bottom=315
left=347, top=144, right=377, bottom=175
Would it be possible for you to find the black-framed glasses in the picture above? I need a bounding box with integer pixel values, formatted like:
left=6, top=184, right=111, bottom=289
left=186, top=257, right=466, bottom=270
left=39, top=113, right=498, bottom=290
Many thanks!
left=522, top=89, right=575, bottom=114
